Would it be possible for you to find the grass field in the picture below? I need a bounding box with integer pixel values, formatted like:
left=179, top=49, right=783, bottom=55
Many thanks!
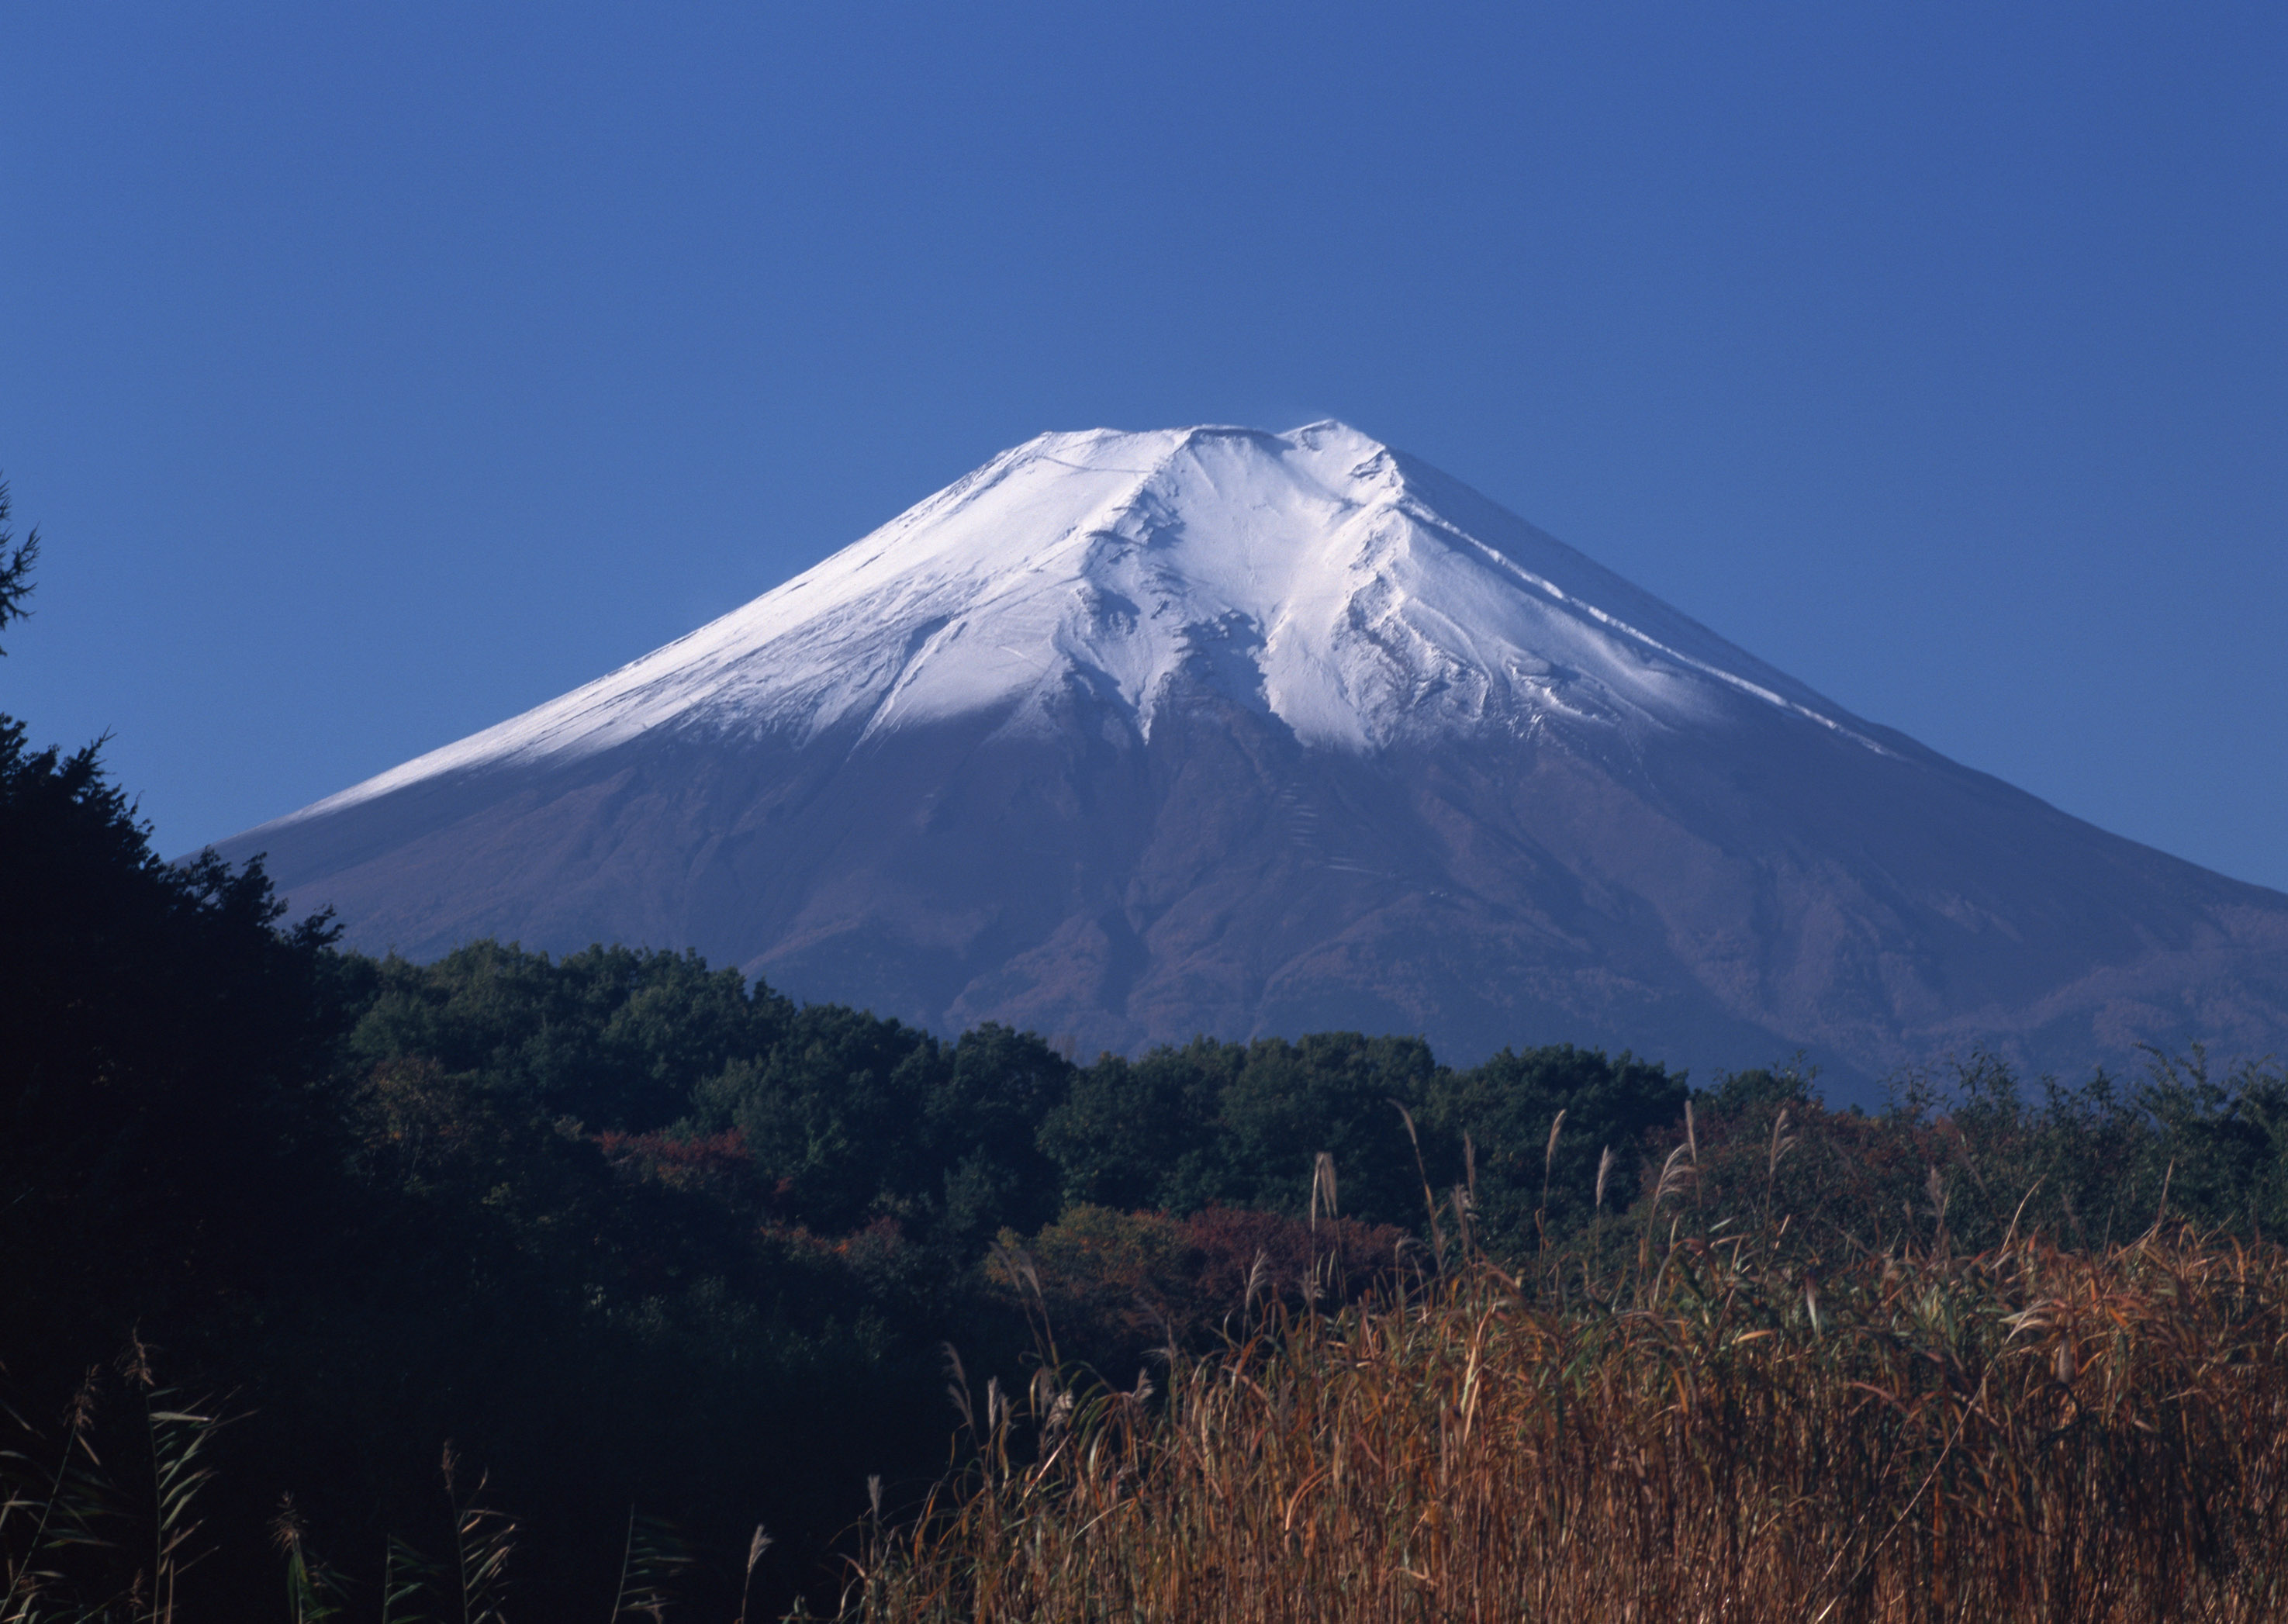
left=842, top=1226, right=2288, bottom=1622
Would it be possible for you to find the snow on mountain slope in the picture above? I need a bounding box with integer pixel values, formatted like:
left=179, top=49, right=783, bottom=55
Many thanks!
left=263, top=423, right=1890, bottom=834
left=214, top=422, right=2288, bottom=1091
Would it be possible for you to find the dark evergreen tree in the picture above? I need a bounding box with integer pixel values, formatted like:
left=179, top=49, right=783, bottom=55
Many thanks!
left=0, top=482, right=347, bottom=1380
left=0, top=477, right=36, bottom=650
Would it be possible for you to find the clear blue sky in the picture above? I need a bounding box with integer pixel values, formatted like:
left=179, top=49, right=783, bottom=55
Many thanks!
left=3, top=2, right=2283, bottom=890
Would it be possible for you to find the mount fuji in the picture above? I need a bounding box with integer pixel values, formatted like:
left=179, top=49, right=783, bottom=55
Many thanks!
left=212, top=423, right=2288, bottom=1088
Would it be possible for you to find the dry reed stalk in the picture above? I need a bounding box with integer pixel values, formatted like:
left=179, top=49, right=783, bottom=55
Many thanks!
left=839, top=1229, right=2288, bottom=1622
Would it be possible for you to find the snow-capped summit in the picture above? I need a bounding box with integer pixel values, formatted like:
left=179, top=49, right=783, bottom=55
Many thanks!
left=216, top=425, right=2288, bottom=1093
left=278, top=423, right=1885, bottom=830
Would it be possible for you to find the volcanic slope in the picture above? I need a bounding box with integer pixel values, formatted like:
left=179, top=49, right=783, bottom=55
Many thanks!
left=213, top=423, right=2288, bottom=1088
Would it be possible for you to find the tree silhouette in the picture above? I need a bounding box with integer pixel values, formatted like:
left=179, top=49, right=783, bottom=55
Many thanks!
left=0, top=476, right=36, bottom=651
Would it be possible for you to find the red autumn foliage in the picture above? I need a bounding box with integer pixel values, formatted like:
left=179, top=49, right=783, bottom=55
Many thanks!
left=594, top=1125, right=764, bottom=1204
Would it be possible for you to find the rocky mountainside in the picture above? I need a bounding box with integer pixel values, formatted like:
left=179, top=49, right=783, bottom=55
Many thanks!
left=212, top=423, right=2288, bottom=1090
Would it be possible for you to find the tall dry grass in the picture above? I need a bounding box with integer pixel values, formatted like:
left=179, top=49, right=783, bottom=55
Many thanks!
left=842, top=1229, right=2288, bottom=1622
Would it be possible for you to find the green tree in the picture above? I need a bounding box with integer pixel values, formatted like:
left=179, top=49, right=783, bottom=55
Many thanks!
left=1041, top=1034, right=1443, bottom=1228
left=344, top=939, right=792, bottom=1131
left=1039, top=1038, right=1235, bottom=1211
left=1424, top=1045, right=1689, bottom=1253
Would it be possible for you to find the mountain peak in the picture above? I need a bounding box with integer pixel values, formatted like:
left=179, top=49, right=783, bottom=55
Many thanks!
left=271, top=424, right=1892, bottom=832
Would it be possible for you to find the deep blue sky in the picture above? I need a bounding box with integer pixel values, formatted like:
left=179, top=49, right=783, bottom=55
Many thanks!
left=3, top=3, right=2283, bottom=890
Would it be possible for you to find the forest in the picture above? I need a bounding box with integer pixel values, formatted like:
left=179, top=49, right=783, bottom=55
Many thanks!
left=8, top=490, right=2288, bottom=1619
